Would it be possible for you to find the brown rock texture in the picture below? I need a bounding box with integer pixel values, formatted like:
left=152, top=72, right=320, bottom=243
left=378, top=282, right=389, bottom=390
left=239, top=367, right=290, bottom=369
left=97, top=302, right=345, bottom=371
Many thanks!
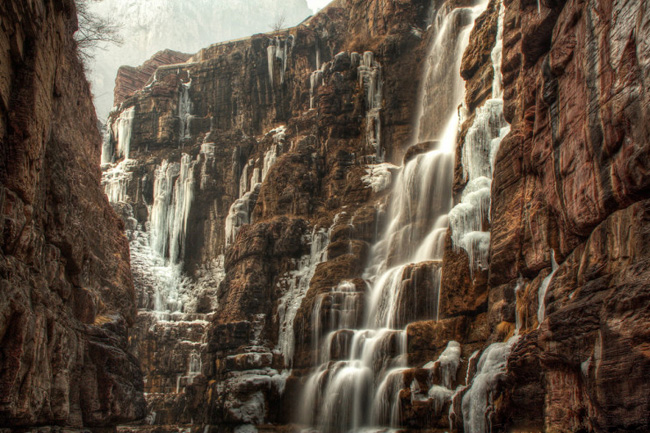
left=99, top=0, right=650, bottom=430
left=114, top=49, right=192, bottom=107
left=0, top=0, right=145, bottom=429
left=439, top=0, right=650, bottom=430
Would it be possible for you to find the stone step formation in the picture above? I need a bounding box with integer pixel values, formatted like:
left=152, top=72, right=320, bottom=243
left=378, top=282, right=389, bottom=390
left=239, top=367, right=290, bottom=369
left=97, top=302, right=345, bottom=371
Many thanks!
left=1, top=0, right=649, bottom=432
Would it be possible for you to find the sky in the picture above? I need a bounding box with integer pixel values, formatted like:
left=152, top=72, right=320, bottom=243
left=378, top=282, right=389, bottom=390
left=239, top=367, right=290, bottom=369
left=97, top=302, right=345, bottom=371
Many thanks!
left=87, top=0, right=333, bottom=120
left=307, top=0, right=333, bottom=12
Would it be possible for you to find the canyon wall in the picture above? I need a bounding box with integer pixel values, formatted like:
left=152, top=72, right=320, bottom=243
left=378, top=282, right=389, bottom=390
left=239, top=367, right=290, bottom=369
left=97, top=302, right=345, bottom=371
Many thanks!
left=100, top=0, right=650, bottom=431
left=0, top=0, right=145, bottom=430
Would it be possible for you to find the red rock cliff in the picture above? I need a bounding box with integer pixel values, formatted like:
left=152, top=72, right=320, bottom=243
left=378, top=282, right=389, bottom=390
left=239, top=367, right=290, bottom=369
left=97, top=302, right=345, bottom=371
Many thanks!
left=100, top=0, right=650, bottom=431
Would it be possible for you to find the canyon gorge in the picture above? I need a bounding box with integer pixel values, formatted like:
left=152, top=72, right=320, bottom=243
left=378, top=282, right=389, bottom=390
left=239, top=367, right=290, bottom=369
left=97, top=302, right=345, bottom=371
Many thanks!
left=1, top=0, right=649, bottom=432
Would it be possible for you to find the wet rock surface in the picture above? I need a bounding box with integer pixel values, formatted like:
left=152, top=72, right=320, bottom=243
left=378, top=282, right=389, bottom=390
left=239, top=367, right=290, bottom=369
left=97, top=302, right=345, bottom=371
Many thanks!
left=4, top=0, right=646, bottom=431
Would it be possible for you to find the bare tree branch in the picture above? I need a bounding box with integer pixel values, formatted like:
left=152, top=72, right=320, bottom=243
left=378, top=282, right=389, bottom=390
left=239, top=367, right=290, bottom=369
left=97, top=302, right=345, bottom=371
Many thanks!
left=74, top=0, right=123, bottom=61
left=270, top=12, right=287, bottom=32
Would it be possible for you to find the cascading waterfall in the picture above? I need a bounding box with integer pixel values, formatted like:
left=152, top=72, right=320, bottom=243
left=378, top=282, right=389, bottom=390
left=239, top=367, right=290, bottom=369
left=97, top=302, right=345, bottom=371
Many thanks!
left=297, top=3, right=487, bottom=431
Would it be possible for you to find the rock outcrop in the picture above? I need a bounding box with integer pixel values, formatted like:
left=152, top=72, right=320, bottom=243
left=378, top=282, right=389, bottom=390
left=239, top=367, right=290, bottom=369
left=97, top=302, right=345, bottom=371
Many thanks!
left=0, top=0, right=145, bottom=430
left=99, top=0, right=650, bottom=431
left=114, top=49, right=192, bottom=107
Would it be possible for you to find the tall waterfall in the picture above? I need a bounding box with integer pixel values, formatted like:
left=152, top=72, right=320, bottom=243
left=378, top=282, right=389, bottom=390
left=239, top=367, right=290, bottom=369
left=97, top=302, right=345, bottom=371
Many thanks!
left=297, top=2, right=487, bottom=431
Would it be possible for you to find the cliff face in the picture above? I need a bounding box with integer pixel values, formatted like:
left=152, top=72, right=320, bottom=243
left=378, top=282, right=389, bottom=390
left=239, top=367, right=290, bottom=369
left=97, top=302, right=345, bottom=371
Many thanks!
left=100, top=0, right=649, bottom=431
left=0, top=0, right=145, bottom=429
left=490, top=0, right=650, bottom=430
left=113, top=49, right=192, bottom=108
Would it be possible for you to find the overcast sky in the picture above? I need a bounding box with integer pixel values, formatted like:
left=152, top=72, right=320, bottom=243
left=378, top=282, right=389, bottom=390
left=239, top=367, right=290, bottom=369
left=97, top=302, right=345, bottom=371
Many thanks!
left=307, top=0, right=332, bottom=12
left=87, top=0, right=333, bottom=121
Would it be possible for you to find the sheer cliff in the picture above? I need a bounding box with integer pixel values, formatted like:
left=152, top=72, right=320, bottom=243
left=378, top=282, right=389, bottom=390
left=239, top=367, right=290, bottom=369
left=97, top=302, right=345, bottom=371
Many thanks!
left=0, top=0, right=145, bottom=430
left=34, top=0, right=650, bottom=431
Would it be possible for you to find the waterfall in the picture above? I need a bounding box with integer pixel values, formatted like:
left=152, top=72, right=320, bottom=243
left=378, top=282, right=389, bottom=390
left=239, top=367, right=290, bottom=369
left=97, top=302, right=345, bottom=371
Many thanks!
left=297, top=2, right=487, bottom=431
left=448, top=0, right=509, bottom=272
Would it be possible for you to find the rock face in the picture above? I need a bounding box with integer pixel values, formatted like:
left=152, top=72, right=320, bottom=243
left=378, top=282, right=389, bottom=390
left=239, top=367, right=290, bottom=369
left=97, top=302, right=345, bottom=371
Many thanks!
left=114, top=49, right=192, bottom=107
left=0, top=0, right=145, bottom=429
left=100, top=0, right=649, bottom=431
left=486, top=0, right=650, bottom=430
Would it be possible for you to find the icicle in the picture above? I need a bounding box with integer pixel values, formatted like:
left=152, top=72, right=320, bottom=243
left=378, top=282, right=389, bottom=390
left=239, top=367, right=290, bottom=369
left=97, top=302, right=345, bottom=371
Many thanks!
left=178, top=80, right=192, bottom=142
left=100, top=125, right=114, bottom=165
left=461, top=336, right=519, bottom=433
left=357, top=51, right=384, bottom=161
left=267, top=42, right=276, bottom=86
left=276, top=227, right=330, bottom=366
left=449, top=0, right=508, bottom=271
left=537, top=250, right=559, bottom=325
left=113, top=106, right=135, bottom=159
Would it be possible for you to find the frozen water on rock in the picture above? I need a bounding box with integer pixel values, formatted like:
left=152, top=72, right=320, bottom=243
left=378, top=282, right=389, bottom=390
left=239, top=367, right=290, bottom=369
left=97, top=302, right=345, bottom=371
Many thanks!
left=225, top=185, right=260, bottom=246
left=537, top=250, right=559, bottom=325
left=437, top=341, right=462, bottom=389
left=297, top=3, right=488, bottom=432
left=102, top=158, right=138, bottom=203
left=100, top=125, right=114, bottom=164
left=267, top=36, right=294, bottom=85
left=358, top=52, right=384, bottom=161
left=449, top=0, right=508, bottom=272
left=227, top=126, right=287, bottom=245
left=462, top=336, right=519, bottom=433
left=361, top=163, right=399, bottom=193
left=150, top=154, right=196, bottom=265
left=112, top=106, right=136, bottom=160
left=179, top=80, right=192, bottom=142
left=276, top=226, right=330, bottom=366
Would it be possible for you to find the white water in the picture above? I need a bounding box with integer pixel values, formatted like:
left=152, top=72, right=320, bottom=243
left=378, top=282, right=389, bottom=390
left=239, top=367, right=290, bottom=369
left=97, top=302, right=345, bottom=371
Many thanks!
left=537, top=250, right=559, bottom=325
left=449, top=0, right=508, bottom=272
left=297, top=3, right=487, bottom=431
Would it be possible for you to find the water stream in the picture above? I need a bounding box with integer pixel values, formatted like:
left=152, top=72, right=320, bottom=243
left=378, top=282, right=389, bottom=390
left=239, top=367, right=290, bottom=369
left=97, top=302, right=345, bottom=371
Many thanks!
left=297, top=2, right=488, bottom=431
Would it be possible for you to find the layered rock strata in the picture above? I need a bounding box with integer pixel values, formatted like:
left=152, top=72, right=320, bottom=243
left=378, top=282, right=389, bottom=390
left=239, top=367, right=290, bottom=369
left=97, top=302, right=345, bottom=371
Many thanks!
left=101, top=0, right=650, bottom=431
